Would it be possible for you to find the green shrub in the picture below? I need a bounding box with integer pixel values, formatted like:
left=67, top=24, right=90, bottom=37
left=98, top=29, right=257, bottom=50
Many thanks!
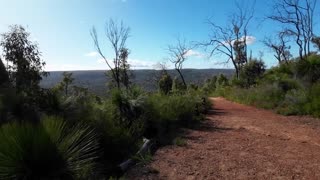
left=296, top=54, right=320, bottom=84
left=276, top=89, right=308, bottom=115
left=0, top=116, right=98, bottom=179
left=172, top=77, right=186, bottom=93
left=158, top=73, right=173, bottom=95
left=216, top=74, right=228, bottom=87
left=80, top=96, right=144, bottom=177
left=304, top=83, right=320, bottom=117
left=202, top=76, right=217, bottom=94
left=173, top=137, right=187, bottom=146
left=277, top=78, right=301, bottom=93
left=143, top=93, right=210, bottom=145
left=239, top=59, right=266, bottom=88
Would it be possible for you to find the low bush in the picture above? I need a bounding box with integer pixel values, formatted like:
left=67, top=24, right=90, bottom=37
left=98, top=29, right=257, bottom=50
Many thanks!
left=158, top=73, right=173, bottom=95
left=239, top=59, right=266, bottom=88
left=276, top=89, right=308, bottom=115
left=143, top=92, right=210, bottom=145
left=213, top=55, right=320, bottom=118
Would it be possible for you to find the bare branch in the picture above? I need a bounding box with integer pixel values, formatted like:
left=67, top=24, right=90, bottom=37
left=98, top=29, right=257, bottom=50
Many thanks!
left=167, top=37, right=192, bottom=87
left=90, top=19, right=131, bottom=89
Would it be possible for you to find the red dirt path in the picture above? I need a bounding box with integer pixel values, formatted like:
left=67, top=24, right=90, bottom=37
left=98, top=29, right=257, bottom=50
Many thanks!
left=127, top=97, right=320, bottom=179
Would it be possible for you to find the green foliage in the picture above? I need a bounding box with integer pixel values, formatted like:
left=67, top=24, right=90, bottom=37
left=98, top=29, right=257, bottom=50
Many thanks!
left=143, top=92, right=210, bottom=145
left=202, top=76, right=217, bottom=94
left=0, top=25, right=47, bottom=93
left=110, top=88, right=146, bottom=128
left=216, top=74, right=228, bottom=87
left=276, top=89, right=308, bottom=115
left=55, top=72, right=74, bottom=96
left=158, top=73, right=172, bottom=95
left=0, top=116, right=98, bottom=179
left=173, top=137, right=187, bottom=146
left=132, top=150, right=153, bottom=166
left=215, top=54, right=320, bottom=118
left=239, top=59, right=266, bottom=87
left=172, top=76, right=187, bottom=93
left=296, top=54, right=320, bottom=84
left=304, top=83, right=320, bottom=117
left=188, top=83, right=198, bottom=91
left=0, top=24, right=214, bottom=179
left=119, top=48, right=132, bottom=89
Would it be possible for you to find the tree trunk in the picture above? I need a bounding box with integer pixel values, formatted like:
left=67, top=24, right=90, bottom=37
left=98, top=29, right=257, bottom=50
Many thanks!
left=177, top=69, right=187, bottom=88
left=0, top=58, right=9, bottom=87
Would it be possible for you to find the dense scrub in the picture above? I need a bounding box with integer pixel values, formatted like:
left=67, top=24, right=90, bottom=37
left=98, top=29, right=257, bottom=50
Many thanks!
left=0, top=75, right=211, bottom=178
left=206, top=55, right=320, bottom=118
left=0, top=25, right=211, bottom=179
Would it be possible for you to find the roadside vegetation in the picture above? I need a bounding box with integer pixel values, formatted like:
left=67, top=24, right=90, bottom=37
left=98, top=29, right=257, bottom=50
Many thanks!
left=206, top=55, right=320, bottom=118
left=200, top=0, right=320, bottom=118
left=0, top=0, right=320, bottom=179
left=0, top=24, right=210, bottom=179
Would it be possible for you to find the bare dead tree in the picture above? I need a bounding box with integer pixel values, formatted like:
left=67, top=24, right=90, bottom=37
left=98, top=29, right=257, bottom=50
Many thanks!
left=201, top=1, right=255, bottom=79
left=91, top=19, right=130, bottom=89
left=263, top=32, right=292, bottom=64
left=268, top=0, right=317, bottom=59
left=167, top=37, right=191, bottom=87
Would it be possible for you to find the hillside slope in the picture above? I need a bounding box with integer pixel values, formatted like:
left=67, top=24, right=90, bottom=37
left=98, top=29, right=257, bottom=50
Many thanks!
left=41, top=69, right=234, bottom=95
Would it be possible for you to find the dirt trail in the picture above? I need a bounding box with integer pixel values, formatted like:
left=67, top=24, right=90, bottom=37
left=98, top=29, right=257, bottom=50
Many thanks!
left=127, top=97, right=320, bottom=179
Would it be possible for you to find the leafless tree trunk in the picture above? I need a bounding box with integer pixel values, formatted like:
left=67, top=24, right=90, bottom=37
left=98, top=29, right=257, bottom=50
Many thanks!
left=91, top=19, right=130, bottom=89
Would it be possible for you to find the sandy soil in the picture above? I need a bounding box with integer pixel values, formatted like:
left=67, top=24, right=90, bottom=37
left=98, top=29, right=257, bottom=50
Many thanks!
left=126, top=97, right=320, bottom=180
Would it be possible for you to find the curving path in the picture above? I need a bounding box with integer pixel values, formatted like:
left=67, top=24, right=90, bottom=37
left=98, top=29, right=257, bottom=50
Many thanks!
left=127, top=97, right=320, bottom=179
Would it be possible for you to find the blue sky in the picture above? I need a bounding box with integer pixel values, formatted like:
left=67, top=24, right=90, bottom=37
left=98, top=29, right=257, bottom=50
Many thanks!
left=0, top=0, right=319, bottom=71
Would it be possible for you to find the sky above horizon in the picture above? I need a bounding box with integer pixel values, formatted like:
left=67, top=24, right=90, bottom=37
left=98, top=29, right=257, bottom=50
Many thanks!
left=0, top=0, right=319, bottom=71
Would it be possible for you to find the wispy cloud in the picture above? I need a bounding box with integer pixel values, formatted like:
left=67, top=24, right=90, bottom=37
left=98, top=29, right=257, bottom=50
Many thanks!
left=128, top=59, right=154, bottom=69
left=85, top=51, right=98, bottom=57
left=96, top=58, right=154, bottom=69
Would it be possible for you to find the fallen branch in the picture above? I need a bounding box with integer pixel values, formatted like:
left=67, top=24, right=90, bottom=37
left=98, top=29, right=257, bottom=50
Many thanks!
left=119, top=138, right=153, bottom=172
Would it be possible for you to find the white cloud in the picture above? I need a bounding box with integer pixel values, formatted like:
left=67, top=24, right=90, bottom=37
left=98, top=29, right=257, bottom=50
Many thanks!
left=231, top=36, right=256, bottom=45
left=85, top=51, right=98, bottom=57
left=184, top=49, right=205, bottom=58
left=245, top=36, right=256, bottom=45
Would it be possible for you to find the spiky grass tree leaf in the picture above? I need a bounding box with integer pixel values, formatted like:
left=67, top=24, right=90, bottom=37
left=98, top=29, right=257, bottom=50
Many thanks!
left=0, top=117, right=99, bottom=179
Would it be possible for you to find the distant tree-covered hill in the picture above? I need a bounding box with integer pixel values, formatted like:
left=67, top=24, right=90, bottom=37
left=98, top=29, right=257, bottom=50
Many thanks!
left=41, top=69, right=234, bottom=95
